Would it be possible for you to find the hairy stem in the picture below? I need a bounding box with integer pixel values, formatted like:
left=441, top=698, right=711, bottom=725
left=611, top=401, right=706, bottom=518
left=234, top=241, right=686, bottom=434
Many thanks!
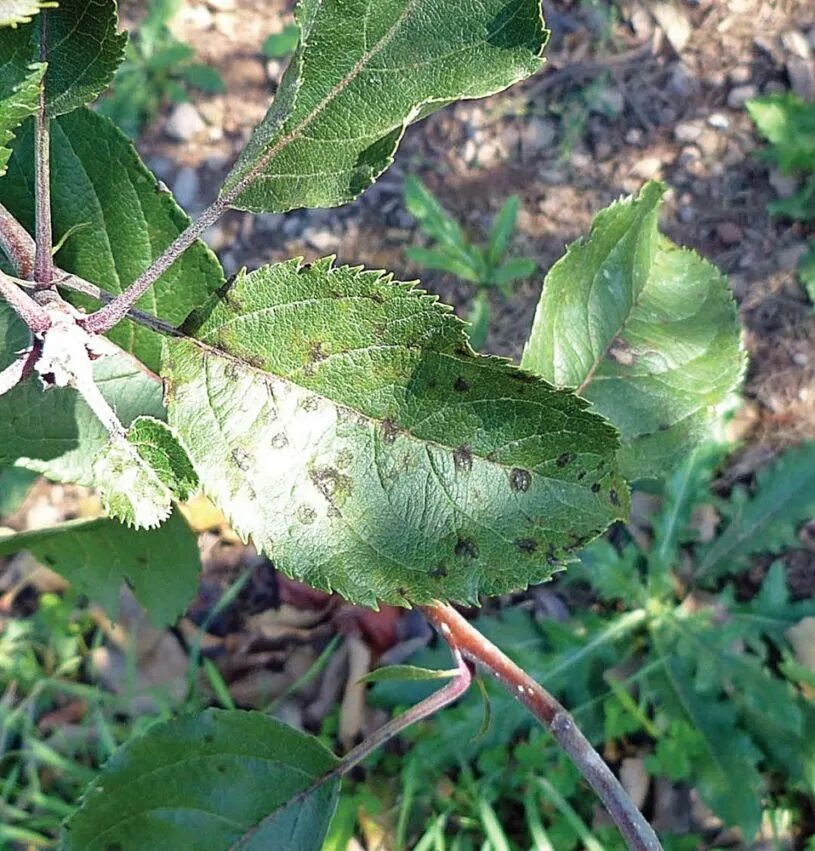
left=34, top=15, right=52, bottom=286
left=0, top=272, right=51, bottom=333
left=81, top=196, right=228, bottom=333
left=0, top=202, right=35, bottom=279
left=422, top=602, right=662, bottom=851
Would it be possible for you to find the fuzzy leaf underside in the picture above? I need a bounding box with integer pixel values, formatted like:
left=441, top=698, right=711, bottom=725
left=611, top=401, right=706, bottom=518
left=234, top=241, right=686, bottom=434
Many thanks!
left=92, top=417, right=200, bottom=529
left=698, top=442, right=815, bottom=581
left=0, top=303, right=165, bottom=485
left=0, top=511, right=200, bottom=625
left=0, top=58, right=40, bottom=174
left=0, top=0, right=51, bottom=28
left=164, top=259, right=627, bottom=607
left=223, top=0, right=547, bottom=212
left=521, top=182, right=745, bottom=481
left=0, top=0, right=126, bottom=117
left=62, top=710, right=339, bottom=851
left=0, top=108, right=225, bottom=371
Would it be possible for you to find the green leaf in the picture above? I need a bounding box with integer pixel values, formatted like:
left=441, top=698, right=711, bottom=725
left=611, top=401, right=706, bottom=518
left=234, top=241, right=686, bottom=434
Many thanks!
left=181, top=62, right=226, bottom=94
left=0, top=107, right=225, bottom=371
left=0, top=465, right=37, bottom=514
left=222, top=0, right=547, bottom=213
left=0, top=59, right=41, bottom=176
left=697, top=442, right=815, bottom=582
left=491, top=256, right=536, bottom=286
left=466, top=289, right=490, bottom=349
left=93, top=433, right=173, bottom=529
left=164, top=258, right=627, bottom=607
left=521, top=182, right=744, bottom=481
left=127, top=416, right=199, bottom=502
left=0, top=0, right=127, bottom=117
left=747, top=93, right=815, bottom=174
left=405, top=176, right=469, bottom=253
left=487, top=195, right=520, bottom=266
left=0, top=0, right=54, bottom=28
left=405, top=246, right=482, bottom=283
left=62, top=710, right=340, bottom=851
left=261, top=23, right=299, bottom=59
left=767, top=179, right=815, bottom=222
left=801, top=242, right=815, bottom=304
left=0, top=303, right=166, bottom=486
left=359, top=664, right=458, bottom=684
left=0, top=511, right=200, bottom=624
left=649, top=630, right=763, bottom=838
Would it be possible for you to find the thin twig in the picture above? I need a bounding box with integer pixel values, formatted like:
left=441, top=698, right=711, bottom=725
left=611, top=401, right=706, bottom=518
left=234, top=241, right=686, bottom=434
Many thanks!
left=81, top=197, right=227, bottom=333
left=0, top=203, right=180, bottom=337
left=229, top=648, right=473, bottom=851
left=422, top=602, right=663, bottom=851
left=0, top=272, right=51, bottom=333
left=34, top=14, right=52, bottom=287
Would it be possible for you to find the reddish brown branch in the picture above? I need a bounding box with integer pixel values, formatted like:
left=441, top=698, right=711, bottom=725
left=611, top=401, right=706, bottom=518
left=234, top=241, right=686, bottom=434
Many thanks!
left=422, top=602, right=662, bottom=851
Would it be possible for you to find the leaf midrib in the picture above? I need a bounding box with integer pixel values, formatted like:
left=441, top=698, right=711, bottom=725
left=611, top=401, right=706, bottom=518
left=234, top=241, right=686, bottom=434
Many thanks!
left=183, top=333, right=606, bottom=488
left=225, top=0, right=422, bottom=204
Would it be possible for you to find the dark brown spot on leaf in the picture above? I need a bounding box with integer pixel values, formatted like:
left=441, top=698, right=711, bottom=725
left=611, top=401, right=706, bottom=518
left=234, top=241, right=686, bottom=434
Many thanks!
left=591, top=482, right=601, bottom=493
left=453, top=376, right=470, bottom=392
left=430, top=564, right=448, bottom=579
left=454, top=537, right=479, bottom=559
left=556, top=451, right=576, bottom=468
left=510, top=467, right=531, bottom=492
left=381, top=418, right=400, bottom=444
left=453, top=445, right=473, bottom=473
left=308, top=342, right=328, bottom=363
left=311, top=466, right=352, bottom=506
left=576, top=469, right=587, bottom=480
left=231, top=448, right=251, bottom=471
left=609, top=488, right=621, bottom=507
left=516, top=538, right=538, bottom=554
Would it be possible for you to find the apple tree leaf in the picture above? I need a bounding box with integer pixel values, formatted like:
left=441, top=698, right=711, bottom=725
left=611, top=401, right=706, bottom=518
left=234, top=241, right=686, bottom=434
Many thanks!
left=62, top=710, right=340, bottom=851
left=521, top=182, right=745, bottom=481
left=163, top=258, right=627, bottom=608
left=222, top=0, right=547, bottom=213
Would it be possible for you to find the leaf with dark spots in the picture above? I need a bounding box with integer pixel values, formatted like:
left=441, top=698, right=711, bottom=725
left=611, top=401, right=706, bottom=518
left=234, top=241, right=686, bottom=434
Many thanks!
left=515, top=538, right=538, bottom=555
left=164, top=259, right=626, bottom=607
left=454, top=377, right=471, bottom=392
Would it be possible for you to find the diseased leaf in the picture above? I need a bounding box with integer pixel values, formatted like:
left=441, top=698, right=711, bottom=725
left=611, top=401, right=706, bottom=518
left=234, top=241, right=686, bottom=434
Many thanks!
left=164, top=258, right=627, bottom=607
left=0, top=59, right=41, bottom=175
left=521, top=182, right=744, bottom=481
left=63, top=710, right=340, bottom=851
left=222, top=0, right=547, bottom=212
left=0, top=108, right=224, bottom=371
left=697, top=442, right=815, bottom=582
left=127, top=416, right=199, bottom=501
left=94, top=434, right=173, bottom=529
left=0, top=303, right=166, bottom=486
left=0, top=511, right=200, bottom=625
left=0, top=0, right=126, bottom=117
